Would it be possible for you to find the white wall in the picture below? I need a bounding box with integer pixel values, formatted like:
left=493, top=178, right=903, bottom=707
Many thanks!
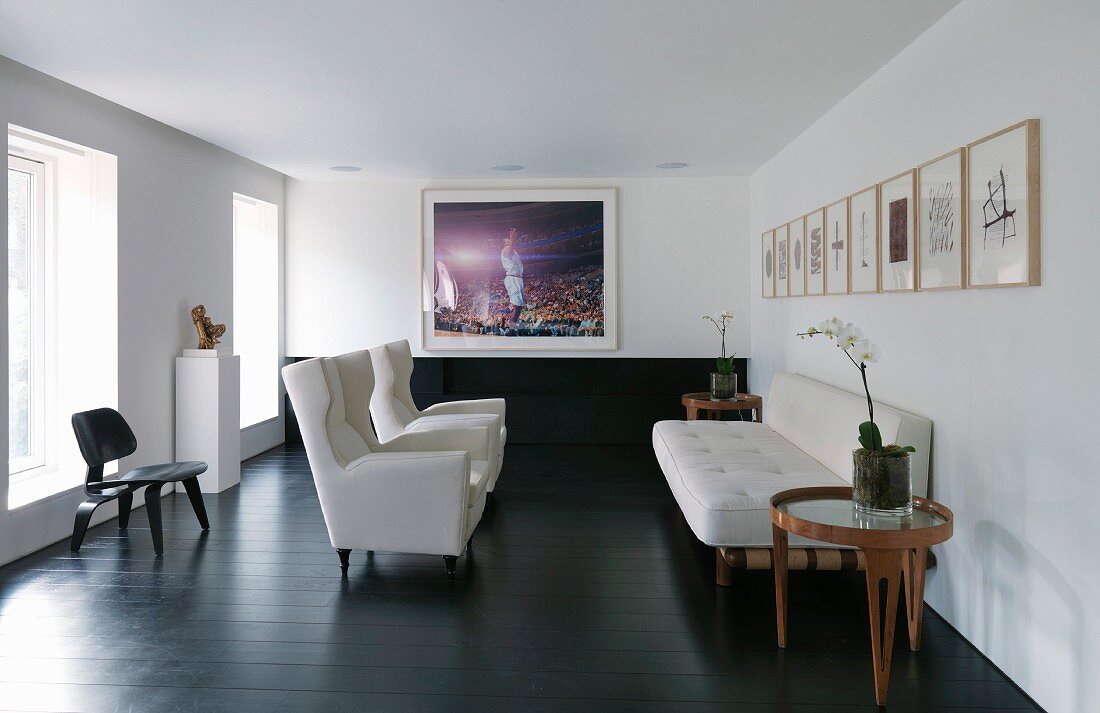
left=286, top=177, right=750, bottom=359
left=0, top=57, right=287, bottom=565
left=749, top=2, right=1099, bottom=711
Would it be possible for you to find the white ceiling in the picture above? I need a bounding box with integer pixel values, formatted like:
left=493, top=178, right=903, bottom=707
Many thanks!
left=0, top=0, right=958, bottom=180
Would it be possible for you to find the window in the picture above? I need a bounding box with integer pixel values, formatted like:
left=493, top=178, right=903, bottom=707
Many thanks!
left=8, top=154, right=48, bottom=475
left=7, top=126, right=117, bottom=509
left=233, top=194, right=279, bottom=428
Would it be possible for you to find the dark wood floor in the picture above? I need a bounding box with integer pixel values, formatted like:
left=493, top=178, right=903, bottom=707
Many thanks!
left=0, top=444, right=1039, bottom=712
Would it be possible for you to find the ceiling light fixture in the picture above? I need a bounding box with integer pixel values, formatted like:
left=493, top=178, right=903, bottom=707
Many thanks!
left=330, top=165, right=362, bottom=172
left=491, top=164, right=525, bottom=171
left=656, top=162, right=689, bottom=169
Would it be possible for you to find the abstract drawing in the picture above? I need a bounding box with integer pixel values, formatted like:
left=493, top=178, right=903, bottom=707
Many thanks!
left=809, top=227, right=823, bottom=275
left=857, top=210, right=871, bottom=268
left=981, top=165, right=1016, bottom=248
left=793, top=239, right=802, bottom=271
left=830, top=220, right=845, bottom=270
left=889, top=198, right=908, bottom=263
left=927, top=182, right=955, bottom=256
left=778, top=239, right=787, bottom=279
left=765, top=247, right=773, bottom=278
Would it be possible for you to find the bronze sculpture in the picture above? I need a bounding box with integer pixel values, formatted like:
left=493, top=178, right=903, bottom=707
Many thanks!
left=191, top=305, right=226, bottom=350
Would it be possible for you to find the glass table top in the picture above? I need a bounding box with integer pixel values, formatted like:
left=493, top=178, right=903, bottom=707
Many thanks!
left=777, top=497, right=948, bottom=531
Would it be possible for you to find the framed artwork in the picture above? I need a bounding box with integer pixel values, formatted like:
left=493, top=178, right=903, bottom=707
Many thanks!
left=967, top=119, right=1040, bottom=287
left=805, top=209, right=826, bottom=295
left=761, top=230, right=776, bottom=298
left=421, top=188, right=618, bottom=350
left=849, top=185, right=879, bottom=293
left=879, top=170, right=917, bottom=292
left=918, top=148, right=966, bottom=290
left=788, top=217, right=806, bottom=297
left=825, top=198, right=849, bottom=295
left=774, top=223, right=789, bottom=296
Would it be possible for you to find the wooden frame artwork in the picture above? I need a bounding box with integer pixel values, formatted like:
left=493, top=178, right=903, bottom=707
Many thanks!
left=879, top=170, right=917, bottom=292
left=804, top=208, right=826, bottom=296
left=761, top=230, right=776, bottom=298
left=825, top=198, right=849, bottom=295
left=966, top=119, right=1040, bottom=288
left=774, top=224, right=789, bottom=297
left=787, top=217, right=806, bottom=297
left=917, top=148, right=966, bottom=291
left=848, top=185, right=879, bottom=294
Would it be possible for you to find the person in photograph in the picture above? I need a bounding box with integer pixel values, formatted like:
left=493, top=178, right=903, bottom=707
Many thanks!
left=501, top=227, right=525, bottom=327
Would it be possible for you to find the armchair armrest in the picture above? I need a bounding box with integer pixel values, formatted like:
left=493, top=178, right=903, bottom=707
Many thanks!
left=421, top=398, right=506, bottom=422
left=316, top=450, right=472, bottom=556
left=375, top=426, right=490, bottom=462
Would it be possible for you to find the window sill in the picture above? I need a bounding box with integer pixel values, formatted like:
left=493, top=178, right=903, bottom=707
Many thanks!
left=7, top=464, right=113, bottom=511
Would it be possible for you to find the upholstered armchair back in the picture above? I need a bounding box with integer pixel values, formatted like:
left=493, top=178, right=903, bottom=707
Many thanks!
left=369, top=339, right=422, bottom=441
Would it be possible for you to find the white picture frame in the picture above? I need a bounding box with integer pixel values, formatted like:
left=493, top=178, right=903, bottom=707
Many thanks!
left=825, top=198, right=849, bottom=295
left=421, top=188, right=618, bottom=350
left=849, top=185, right=879, bottom=294
left=805, top=208, right=826, bottom=296
left=966, top=119, right=1040, bottom=288
left=879, top=170, right=917, bottom=292
left=788, top=217, right=806, bottom=297
left=918, top=148, right=966, bottom=291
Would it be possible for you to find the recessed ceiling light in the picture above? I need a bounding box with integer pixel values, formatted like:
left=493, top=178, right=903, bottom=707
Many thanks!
left=656, top=162, right=689, bottom=169
left=491, top=164, right=525, bottom=171
left=330, top=165, right=362, bottom=172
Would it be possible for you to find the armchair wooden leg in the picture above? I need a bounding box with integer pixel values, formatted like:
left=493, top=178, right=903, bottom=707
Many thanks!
left=181, top=477, right=211, bottom=530
left=443, top=555, right=458, bottom=580
left=117, top=492, right=133, bottom=530
left=337, top=549, right=351, bottom=575
left=144, top=484, right=165, bottom=556
left=71, top=500, right=102, bottom=553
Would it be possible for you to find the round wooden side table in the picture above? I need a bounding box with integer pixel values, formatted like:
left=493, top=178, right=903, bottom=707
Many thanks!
left=681, top=392, right=763, bottom=422
left=770, top=486, right=954, bottom=705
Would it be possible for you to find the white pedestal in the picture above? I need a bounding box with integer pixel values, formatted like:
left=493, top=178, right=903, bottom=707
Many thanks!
left=175, top=354, right=241, bottom=493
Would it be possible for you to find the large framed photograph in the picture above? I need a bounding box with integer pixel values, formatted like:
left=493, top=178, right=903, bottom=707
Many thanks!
left=805, top=208, right=825, bottom=296
left=761, top=230, right=775, bottom=298
left=825, top=198, right=849, bottom=295
left=422, top=188, right=618, bottom=350
left=849, top=185, right=879, bottom=293
left=774, top=223, right=789, bottom=297
left=918, top=148, right=966, bottom=291
left=788, top=217, right=806, bottom=297
left=967, top=119, right=1040, bottom=288
left=879, top=170, right=917, bottom=292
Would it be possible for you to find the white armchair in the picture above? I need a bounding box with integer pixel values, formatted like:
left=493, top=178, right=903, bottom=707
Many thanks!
left=369, top=339, right=507, bottom=491
left=282, top=349, right=490, bottom=579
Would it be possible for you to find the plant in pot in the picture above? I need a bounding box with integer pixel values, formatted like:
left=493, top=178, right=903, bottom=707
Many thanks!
left=798, top=318, right=916, bottom=515
left=703, top=310, right=737, bottom=400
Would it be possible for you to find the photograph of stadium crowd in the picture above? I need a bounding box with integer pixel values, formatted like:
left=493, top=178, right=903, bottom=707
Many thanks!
left=423, top=189, right=617, bottom=350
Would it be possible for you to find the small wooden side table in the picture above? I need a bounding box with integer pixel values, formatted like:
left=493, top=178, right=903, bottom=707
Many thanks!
left=770, top=487, right=953, bottom=705
left=681, top=392, right=763, bottom=423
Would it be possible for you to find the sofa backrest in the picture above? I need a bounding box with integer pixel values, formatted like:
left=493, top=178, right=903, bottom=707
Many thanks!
left=765, top=372, right=931, bottom=498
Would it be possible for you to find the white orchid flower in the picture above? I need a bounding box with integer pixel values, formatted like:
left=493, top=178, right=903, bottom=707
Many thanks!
left=852, top=339, right=881, bottom=364
left=816, top=317, right=843, bottom=338
left=837, top=323, right=863, bottom=350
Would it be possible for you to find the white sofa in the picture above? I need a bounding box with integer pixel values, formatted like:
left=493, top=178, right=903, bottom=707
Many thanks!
left=282, top=349, right=491, bottom=579
left=653, top=372, right=931, bottom=580
left=369, top=339, right=506, bottom=491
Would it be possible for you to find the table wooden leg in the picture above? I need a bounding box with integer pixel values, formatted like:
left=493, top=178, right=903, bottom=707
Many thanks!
left=772, top=524, right=789, bottom=648
left=686, top=406, right=698, bottom=420
left=709, top=409, right=720, bottom=421
left=864, top=548, right=903, bottom=705
left=755, top=404, right=763, bottom=423
left=903, top=547, right=928, bottom=651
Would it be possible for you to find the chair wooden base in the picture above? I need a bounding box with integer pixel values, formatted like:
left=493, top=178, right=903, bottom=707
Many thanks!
left=70, top=476, right=209, bottom=555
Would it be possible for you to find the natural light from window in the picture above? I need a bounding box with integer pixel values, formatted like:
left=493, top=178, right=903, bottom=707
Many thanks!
left=233, top=193, right=279, bottom=429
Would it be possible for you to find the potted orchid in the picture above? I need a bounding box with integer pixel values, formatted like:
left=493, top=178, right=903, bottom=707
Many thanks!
left=798, top=318, right=915, bottom=515
left=703, top=310, right=737, bottom=400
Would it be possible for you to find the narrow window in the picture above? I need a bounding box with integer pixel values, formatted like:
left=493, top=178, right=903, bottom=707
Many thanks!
left=233, top=194, right=279, bottom=428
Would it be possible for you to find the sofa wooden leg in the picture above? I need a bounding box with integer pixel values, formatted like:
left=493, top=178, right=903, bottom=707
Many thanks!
left=715, top=547, right=734, bottom=586
left=337, top=548, right=351, bottom=576
left=443, top=555, right=458, bottom=580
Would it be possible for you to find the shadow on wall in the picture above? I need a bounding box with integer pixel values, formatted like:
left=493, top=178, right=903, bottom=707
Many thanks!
left=973, top=519, right=1085, bottom=712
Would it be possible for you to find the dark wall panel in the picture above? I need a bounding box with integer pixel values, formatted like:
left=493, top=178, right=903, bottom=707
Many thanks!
left=286, top=356, right=748, bottom=445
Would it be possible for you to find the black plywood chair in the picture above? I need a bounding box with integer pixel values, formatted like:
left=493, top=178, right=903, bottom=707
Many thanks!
left=70, top=408, right=210, bottom=555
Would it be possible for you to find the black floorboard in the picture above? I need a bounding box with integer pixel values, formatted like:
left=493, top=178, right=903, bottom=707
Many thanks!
left=0, top=444, right=1039, bottom=712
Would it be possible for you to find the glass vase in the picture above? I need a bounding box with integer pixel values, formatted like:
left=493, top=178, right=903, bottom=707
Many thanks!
left=709, top=373, right=737, bottom=401
left=852, top=449, right=912, bottom=515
